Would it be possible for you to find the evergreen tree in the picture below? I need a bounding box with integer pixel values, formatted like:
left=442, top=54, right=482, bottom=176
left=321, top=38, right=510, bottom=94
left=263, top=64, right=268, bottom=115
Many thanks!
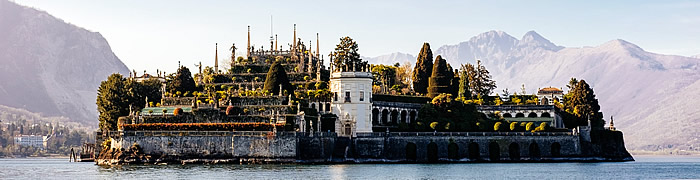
left=462, top=60, right=496, bottom=97
left=412, top=43, right=433, bottom=95
left=427, top=55, right=453, bottom=98
left=330, top=36, right=365, bottom=71
left=125, top=78, right=163, bottom=110
left=263, top=60, right=293, bottom=95
left=563, top=80, right=605, bottom=128
left=167, top=66, right=197, bottom=94
left=457, top=68, right=471, bottom=99
left=96, top=74, right=129, bottom=131
left=370, top=64, right=397, bottom=93
left=474, top=60, right=497, bottom=96
left=449, top=68, right=460, bottom=97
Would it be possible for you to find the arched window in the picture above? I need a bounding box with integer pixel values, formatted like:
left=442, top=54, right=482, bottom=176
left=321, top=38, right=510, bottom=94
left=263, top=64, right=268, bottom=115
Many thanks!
left=410, top=111, right=417, bottom=123
left=405, top=142, right=417, bottom=161
left=529, top=142, right=541, bottom=160
left=381, top=109, right=389, bottom=125
left=509, top=143, right=520, bottom=161
left=391, top=110, right=399, bottom=125
left=503, top=113, right=513, bottom=118
left=551, top=142, right=561, bottom=157
left=468, top=143, right=480, bottom=160
left=427, top=142, right=438, bottom=162
left=541, top=112, right=551, bottom=118
left=515, top=113, right=525, bottom=118
left=344, top=124, right=352, bottom=136
left=528, top=112, right=538, bottom=118
left=448, top=142, right=459, bottom=160
left=489, top=142, right=500, bottom=161
left=372, top=108, right=380, bottom=125
left=401, top=110, right=408, bottom=124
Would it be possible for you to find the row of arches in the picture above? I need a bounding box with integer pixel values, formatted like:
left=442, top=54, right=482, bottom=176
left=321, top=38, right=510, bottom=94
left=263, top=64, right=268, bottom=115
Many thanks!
left=502, top=112, right=551, bottom=118
left=371, top=108, right=417, bottom=126
left=405, top=142, right=562, bottom=162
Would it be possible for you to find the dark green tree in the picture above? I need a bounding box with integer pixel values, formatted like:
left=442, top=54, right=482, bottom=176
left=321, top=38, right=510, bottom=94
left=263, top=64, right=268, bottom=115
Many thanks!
left=330, top=36, right=365, bottom=71
left=563, top=79, right=605, bottom=128
left=457, top=65, right=472, bottom=99
left=461, top=60, right=496, bottom=97
left=126, top=78, right=163, bottom=110
left=167, top=66, right=197, bottom=94
left=474, top=60, right=497, bottom=96
left=371, top=64, right=397, bottom=93
left=96, top=74, right=129, bottom=131
left=427, top=55, right=453, bottom=98
left=263, top=60, right=293, bottom=95
left=412, top=43, right=433, bottom=95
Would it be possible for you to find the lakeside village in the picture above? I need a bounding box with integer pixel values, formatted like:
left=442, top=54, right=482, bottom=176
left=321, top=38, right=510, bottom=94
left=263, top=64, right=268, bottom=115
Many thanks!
left=93, top=25, right=632, bottom=164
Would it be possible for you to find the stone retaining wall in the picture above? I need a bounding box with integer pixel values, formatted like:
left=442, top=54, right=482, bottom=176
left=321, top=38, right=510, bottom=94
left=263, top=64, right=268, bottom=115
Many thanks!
left=101, top=130, right=631, bottom=164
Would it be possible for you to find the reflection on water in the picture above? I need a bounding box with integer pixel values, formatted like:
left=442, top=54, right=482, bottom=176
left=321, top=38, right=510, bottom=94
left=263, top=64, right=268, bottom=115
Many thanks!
left=2, top=156, right=700, bottom=179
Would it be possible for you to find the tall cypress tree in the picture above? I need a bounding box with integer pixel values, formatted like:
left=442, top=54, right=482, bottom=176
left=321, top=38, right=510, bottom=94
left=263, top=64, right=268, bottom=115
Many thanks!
left=457, top=64, right=473, bottom=99
left=412, top=43, right=433, bottom=95
left=263, top=60, right=293, bottom=95
left=427, top=55, right=453, bottom=98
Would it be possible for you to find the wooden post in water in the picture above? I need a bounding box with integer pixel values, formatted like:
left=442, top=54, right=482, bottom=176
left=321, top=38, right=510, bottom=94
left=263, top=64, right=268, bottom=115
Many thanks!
left=70, top=148, right=74, bottom=162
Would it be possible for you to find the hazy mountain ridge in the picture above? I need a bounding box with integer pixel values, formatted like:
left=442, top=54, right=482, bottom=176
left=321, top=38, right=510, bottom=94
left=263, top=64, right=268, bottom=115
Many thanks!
left=367, top=31, right=700, bottom=151
left=0, top=0, right=130, bottom=126
left=362, top=52, right=416, bottom=66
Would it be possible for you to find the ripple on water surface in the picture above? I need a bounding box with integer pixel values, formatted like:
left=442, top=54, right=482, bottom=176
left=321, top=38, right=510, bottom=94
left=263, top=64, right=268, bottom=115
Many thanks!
left=1, top=156, right=699, bottom=179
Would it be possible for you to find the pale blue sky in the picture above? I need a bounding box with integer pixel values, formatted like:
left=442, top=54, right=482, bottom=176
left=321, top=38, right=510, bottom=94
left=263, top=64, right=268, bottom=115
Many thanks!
left=13, top=0, right=700, bottom=74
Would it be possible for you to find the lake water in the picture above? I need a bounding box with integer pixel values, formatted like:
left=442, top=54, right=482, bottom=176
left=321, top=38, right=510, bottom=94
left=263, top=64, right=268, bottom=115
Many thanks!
left=1, top=156, right=699, bottom=179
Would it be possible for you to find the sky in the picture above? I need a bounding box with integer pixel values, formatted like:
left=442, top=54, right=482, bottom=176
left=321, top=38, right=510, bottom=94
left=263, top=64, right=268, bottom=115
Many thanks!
left=12, top=0, right=700, bottom=74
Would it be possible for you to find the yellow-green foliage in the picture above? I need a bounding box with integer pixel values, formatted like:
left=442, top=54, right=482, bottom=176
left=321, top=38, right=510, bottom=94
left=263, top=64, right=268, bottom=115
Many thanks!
left=525, top=122, right=534, bottom=131
left=510, top=122, right=518, bottom=131
left=430, top=122, right=439, bottom=130
left=494, top=122, right=503, bottom=131
left=532, top=122, right=548, bottom=132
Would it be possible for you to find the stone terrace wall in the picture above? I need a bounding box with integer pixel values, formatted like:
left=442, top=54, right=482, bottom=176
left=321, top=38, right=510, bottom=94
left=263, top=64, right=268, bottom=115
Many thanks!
left=351, top=132, right=581, bottom=162
left=104, top=130, right=631, bottom=164
left=114, top=131, right=306, bottom=159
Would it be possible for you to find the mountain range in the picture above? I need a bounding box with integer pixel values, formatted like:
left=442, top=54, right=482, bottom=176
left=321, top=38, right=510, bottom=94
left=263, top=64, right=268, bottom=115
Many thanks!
left=365, top=30, right=700, bottom=152
left=2, top=0, right=699, bottom=152
left=0, top=0, right=130, bottom=126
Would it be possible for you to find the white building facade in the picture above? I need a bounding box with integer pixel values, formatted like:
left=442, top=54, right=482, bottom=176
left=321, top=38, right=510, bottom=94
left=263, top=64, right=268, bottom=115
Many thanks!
left=330, top=71, right=373, bottom=137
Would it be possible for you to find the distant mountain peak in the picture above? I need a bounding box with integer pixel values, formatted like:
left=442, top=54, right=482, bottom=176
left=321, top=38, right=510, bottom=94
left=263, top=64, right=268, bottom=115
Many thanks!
left=470, top=30, right=517, bottom=42
left=518, top=30, right=563, bottom=51
left=599, top=39, right=644, bottom=53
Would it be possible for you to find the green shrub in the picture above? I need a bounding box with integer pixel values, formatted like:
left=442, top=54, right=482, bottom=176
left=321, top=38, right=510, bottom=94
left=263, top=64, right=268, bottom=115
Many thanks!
left=525, top=122, right=534, bottom=131
left=510, top=122, right=518, bottom=131
left=494, top=122, right=503, bottom=131
left=430, top=122, right=439, bottom=130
